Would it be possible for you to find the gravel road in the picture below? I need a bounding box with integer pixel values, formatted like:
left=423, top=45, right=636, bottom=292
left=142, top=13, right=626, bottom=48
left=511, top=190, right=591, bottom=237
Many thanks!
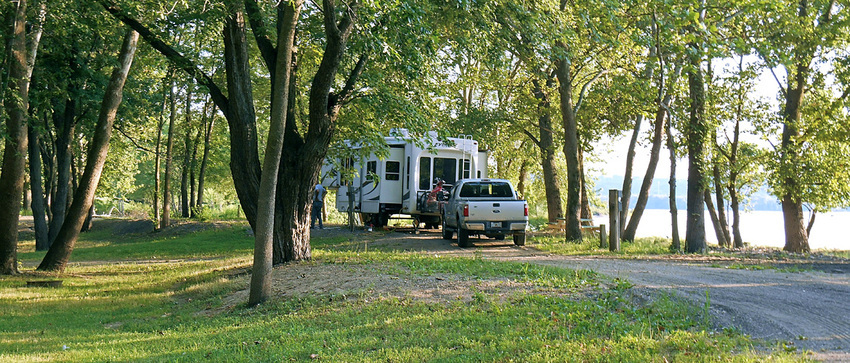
left=364, top=229, right=850, bottom=362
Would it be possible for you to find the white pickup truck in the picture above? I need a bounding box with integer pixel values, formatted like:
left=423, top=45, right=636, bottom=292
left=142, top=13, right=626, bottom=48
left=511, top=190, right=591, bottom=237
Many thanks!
left=440, top=179, right=528, bottom=247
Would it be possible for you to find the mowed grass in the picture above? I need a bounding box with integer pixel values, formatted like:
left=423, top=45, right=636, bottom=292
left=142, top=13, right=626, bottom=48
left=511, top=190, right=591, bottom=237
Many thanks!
left=1, top=220, right=803, bottom=362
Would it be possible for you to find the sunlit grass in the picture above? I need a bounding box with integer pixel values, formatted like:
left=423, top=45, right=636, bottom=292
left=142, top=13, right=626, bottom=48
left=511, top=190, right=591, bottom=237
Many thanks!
left=532, top=233, right=673, bottom=256
left=1, top=222, right=804, bottom=362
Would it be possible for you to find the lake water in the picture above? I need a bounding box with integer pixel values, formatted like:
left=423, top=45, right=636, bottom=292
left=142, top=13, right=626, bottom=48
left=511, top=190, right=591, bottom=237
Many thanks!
left=606, top=209, right=850, bottom=251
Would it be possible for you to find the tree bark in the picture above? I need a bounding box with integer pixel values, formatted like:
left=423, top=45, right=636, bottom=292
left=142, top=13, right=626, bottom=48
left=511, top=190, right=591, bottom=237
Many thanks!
left=685, top=44, right=706, bottom=254
left=248, top=0, right=301, bottom=306
left=161, top=78, right=176, bottom=229
left=555, top=44, right=582, bottom=241
left=38, top=30, right=139, bottom=271
left=0, top=0, right=29, bottom=274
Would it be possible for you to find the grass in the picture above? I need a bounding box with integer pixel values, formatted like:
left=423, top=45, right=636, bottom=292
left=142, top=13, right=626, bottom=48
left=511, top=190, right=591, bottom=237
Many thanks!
left=1, top=221, right=806, bottom=362
left=532, top=233, right=673, bottom=256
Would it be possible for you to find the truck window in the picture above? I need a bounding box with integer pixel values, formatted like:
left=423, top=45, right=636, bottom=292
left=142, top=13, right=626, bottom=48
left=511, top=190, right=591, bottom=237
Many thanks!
left=385, top=161, right=400, bottom=181
left=459, top=182, right=513, bottom=198
left=419, top=157, right=431, bottom=190
left=434, top=158, right=457, bottom=184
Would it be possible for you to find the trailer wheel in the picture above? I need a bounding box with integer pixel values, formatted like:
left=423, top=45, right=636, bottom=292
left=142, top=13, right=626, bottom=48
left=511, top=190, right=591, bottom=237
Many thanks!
left=458, top=228, right=472, bottom=248
left=513, top=232, right=526, bottom=246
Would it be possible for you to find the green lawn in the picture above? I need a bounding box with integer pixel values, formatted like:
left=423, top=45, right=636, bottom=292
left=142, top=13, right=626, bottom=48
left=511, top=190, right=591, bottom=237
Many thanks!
left=1, top=220, right=804, bottom=362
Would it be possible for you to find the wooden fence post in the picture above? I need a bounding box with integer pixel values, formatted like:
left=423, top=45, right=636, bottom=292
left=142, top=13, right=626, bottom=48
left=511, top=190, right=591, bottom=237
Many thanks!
left=608, top=189, right=621, bottom=252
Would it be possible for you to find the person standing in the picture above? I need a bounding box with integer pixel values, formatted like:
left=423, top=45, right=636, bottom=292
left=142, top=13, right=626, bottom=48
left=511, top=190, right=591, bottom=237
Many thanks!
left=311, top=184, right=326, bottom=229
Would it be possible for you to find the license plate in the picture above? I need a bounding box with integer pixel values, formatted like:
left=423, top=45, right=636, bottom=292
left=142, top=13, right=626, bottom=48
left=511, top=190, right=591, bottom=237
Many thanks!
left=492, top=222, right=502, bottom=228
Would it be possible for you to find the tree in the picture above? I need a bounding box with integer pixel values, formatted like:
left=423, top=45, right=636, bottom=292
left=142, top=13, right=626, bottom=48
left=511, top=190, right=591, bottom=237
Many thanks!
left=753, top=0, right=850, bottom=253
left=38, top=29, right=139, bottom=271
left=247, top=0, right=301, bottom=307
left=0, top=0, right=30, bottom=274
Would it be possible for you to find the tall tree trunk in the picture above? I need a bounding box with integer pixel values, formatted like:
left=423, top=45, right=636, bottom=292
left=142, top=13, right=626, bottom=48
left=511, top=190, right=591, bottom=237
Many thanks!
left=189, top=125, right=200, bottom=217
left=779, top=59, right=810, bottom=253
left=555, top=43, right=582, bottom=241
left=153, top=73, right=169, bottom=229
left=685, top=43, right=706, bottom=253
left=38, top=30, right=139, bottom=272
left=622, top=99, right=669, bottom=241
left=196, top=99, right=215, bottom=213
left=48, top=98, right=75, bottom=246
left=29, top=124, right=49, bottom=250
left=180, top=87, right=192, bottom=218
left=667, top=111, right=680, bottom=251
left=728, top=63, right=744, bottom=249
left=248, top=0, right=301, bottom=306
left=161, top=78, right=176, bottom=229
left=0, top=0, right=29, bottom=274
left=531, top=78, right=563, bottom=222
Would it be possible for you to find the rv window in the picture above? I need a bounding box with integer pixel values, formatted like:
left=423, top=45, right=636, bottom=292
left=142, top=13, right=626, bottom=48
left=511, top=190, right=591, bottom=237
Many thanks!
left=385, top=161, right=400, bottom=181
left=462, top=159, right=471, bottom=179
left=366, top=161, right=377, bottom=180
left=405, top=157, right=410, bottom=189
left=419, top=157, right=431, bottom=190
left=434, top=158, right=457, bottom=184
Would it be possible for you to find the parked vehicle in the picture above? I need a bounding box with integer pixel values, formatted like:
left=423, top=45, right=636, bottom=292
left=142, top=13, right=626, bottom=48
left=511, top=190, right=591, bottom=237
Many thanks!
left=441, top=178, right=528, bottom=247
left=321, top=129, right=489, bottom=228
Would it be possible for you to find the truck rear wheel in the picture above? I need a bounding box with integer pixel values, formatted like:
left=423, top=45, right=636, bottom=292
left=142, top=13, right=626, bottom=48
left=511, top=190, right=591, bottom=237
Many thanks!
left=458, top=228, right=472, bottom=248
left=513, top=232, right=526, bottom=246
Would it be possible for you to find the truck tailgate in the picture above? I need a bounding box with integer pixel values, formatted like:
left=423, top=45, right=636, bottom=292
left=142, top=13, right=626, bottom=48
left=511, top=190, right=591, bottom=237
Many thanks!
left=465, top=200, right=526, bottom=221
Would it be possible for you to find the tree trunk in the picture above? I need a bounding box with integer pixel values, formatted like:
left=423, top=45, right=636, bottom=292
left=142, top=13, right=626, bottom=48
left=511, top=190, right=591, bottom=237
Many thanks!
left=531, top=78, right=563, bottom=222
left=712, top=147, right=731, bottom=246
left=555, top=44, right=582, bottom=241
left=153, top=73, right=169, bottom=228
left=704, top=190, right=726, bottom=247
left=0, top=0, right=29, bottom=274
left=29, top=124, right=49, bottom=250
left=666, top=111, right=680, bottom=251
left=579, top=150, right=592, bottom=221
left=248, top=0, right=301, bottom=306
left=196, top=98, right=215, bottom=213
left=161, top=78, right=176, bottom=229
left=685, top=44, right=706, bottom=254
left=780, top=58, right=810, bottom=253
left=189, top=125, right=200, bottom=217
left=180, top=87, right=192, bottom=218
left=38, top=30, right=138, bottom=272
left=47, top=98, right=75, bottom=246
left=517, top=161, right=528, bottom=199
left=622, top=99, right=668, bottom=242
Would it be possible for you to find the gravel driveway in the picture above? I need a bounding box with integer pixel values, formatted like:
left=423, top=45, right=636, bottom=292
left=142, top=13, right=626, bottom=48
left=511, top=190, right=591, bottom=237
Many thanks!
left=363, top=228, right=850, bottom=362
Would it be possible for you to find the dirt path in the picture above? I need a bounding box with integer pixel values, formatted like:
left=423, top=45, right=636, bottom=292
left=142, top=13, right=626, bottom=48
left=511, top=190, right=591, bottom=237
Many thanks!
left=356, top=228, right=850, bottom=362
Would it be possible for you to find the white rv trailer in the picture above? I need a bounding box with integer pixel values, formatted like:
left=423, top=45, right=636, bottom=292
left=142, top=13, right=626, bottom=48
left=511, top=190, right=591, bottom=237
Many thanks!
left=321, top=129, right=489, bottom=228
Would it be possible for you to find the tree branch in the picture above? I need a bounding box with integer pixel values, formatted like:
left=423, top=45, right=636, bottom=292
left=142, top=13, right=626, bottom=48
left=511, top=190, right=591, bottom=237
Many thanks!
left=334, top=52, right=369, bottom=108
left=115, top=125, right=155, bottom=153
left=244, top=0, right=277, bottom=75
left=97, top=0, right=230, bottom=117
